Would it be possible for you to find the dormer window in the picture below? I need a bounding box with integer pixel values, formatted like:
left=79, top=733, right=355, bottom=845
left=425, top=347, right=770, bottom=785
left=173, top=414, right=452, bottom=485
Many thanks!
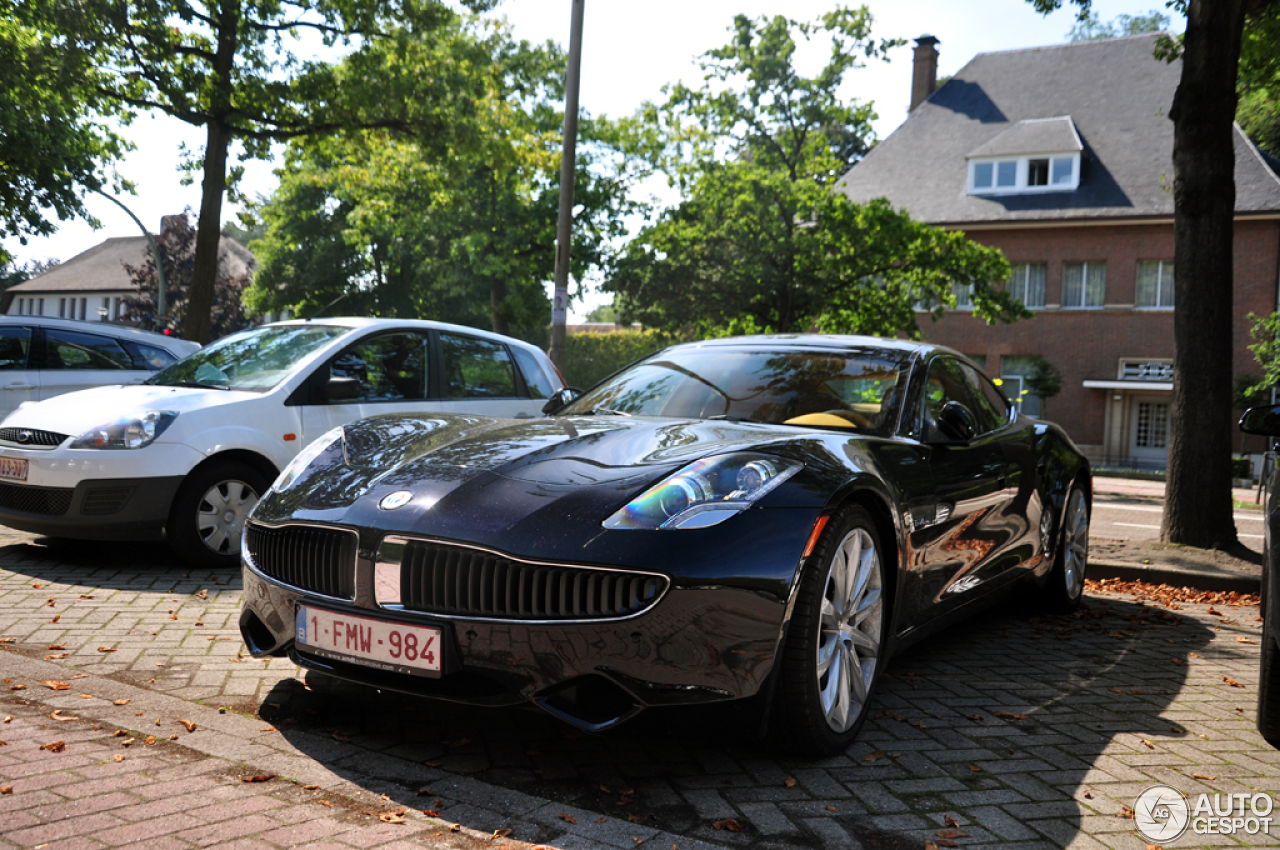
left=966, top=117, right=1084, bottom=196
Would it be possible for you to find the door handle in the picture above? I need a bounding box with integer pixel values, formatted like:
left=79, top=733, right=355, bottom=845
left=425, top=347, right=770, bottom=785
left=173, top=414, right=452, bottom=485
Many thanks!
left=2, top=383, right=35, bottom=391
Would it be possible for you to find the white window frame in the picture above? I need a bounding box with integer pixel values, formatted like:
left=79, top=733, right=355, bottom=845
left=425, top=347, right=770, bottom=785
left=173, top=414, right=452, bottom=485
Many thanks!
left=1062, top=261, right=1106, bottom=309
left=968, top=152, right=1081, bottom=195
left=1007, top=263, right=1047, bottom=309
left=950, top=281, right=975, bottom=309
left=1135, top=260, right=1174, bottom=310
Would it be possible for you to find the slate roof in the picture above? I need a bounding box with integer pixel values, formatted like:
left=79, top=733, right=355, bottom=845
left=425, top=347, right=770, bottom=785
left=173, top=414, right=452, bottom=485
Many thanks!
left=967, top=117, right=1083, bottom=158
left=837, top=32, right=1280, bottom=225
left=9, top=233, right=255, bottom=294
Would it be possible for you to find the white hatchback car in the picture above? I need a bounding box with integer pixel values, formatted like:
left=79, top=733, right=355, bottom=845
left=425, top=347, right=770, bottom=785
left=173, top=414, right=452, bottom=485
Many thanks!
left=0, top=318, right=562, bottom=566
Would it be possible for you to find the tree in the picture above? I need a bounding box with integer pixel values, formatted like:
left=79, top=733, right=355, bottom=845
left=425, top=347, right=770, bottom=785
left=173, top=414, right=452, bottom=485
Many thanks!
left=1025, top=355, right=1064, bottom=419
left=0, top=4, right=128, bottom=265
left=608, top=8, right=1023, bottom=338
left=1035, top=0, right=1280, bottom=549
left=1066, top=9, right=1170, bottom=40
left=244, top=17, right=632, bottom=344
left=121, top=211, right=250, bottom=340
left=1, top=258, right=60, bottom=291
left=34, top=0, right=497, bottom=344
left=1237, top=5, right=1280, bottom=156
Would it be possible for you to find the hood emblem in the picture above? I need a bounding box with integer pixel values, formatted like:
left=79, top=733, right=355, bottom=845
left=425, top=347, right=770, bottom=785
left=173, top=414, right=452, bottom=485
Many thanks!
left=379, top=491, right=414, bottom=511
left=16, top=431, right=32, bottom=444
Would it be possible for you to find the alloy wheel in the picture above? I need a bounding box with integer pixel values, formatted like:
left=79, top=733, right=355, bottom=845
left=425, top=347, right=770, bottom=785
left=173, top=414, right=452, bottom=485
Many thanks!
left=1061, top=489, right=1089, bottom=599
left=816, top=526, right=884, bottom=733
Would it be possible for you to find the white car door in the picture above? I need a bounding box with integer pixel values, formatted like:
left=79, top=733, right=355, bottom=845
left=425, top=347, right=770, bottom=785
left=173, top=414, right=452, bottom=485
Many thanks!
left=437, top=332, right=538, bottom=418
left=39, top=326, right=149, bottom=405
left=0, top=325, right=38, bottom=421
left=298, top=330, right=434, bottom=446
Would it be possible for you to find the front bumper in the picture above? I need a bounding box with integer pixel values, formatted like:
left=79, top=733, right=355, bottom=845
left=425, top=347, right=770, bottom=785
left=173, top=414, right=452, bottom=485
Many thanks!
left=239, top=518, right=811, bottom=730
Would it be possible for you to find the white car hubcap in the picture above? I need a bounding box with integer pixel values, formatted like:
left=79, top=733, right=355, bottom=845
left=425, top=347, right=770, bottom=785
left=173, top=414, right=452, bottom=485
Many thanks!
left=196, top=480, right=259, bottom=555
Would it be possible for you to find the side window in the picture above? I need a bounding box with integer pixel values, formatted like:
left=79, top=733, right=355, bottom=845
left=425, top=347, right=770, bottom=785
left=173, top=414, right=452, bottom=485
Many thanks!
left=959, top=362, right=1010, bottom=433
left=327, top=333, right=428, bottom=403
left=125, top=342, right=179, bottom=371
left=511, top=347, right=553, bottom=400
left=44, top=329, right=132, bottom=370
left=0, top=328, right=32, bottom=370
left=919, top=357, right=974, bottom=433
left=440, top=334, right=517, bottom=398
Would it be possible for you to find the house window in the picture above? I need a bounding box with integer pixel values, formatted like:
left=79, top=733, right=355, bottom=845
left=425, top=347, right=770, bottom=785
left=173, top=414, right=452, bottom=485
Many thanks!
left=999, top=356, right=1042, bottom=417
left=58, top=298, right=66, bottom=318
left=1052, top=157, right=1074, bottom=185
left=1007, top=263, right=1047, bottom=309
left=951, top=282, right=974, bottom=309
left=1136, top=260, right=1174, bottom=309
left=1062, top=261, right=1105, bottom=308
left=1135, top=400, right=1169, bottom=449
left=79, top=298, right=87, bottom=320
left=37, top=298, right=44, bottom=315
left=996, top=161, right=1017, bottom=187
left=973, top=162, right=994, bottom=189
left=1028, top=159, right=1050, bottom=186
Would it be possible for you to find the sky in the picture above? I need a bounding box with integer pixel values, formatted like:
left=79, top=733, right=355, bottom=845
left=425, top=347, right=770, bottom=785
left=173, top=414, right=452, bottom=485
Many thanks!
left=3, top=0, right=1182, bottom=320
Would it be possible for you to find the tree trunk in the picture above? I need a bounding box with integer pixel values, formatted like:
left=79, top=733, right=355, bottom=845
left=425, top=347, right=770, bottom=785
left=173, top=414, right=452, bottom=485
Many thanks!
left=1161, top=0, right=1245, bottom=548
left=186, top=118, right=231, bottom=344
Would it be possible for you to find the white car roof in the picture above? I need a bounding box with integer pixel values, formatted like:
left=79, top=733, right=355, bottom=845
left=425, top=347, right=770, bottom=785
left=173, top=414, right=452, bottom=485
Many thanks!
left=0, top=315, right=200, bottom=355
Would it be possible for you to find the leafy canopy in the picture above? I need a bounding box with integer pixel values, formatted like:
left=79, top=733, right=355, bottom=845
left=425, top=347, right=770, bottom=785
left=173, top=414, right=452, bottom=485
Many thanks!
left=608, top=7, right=1023, bottom=338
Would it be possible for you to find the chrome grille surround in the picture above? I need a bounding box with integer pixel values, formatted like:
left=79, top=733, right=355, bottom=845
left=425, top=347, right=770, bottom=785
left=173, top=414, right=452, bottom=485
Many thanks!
left=243, top=521, right=358, bottom=601
left=375, top=536, right=669, bottom=623
left=0, top=428, right=69, bottom=449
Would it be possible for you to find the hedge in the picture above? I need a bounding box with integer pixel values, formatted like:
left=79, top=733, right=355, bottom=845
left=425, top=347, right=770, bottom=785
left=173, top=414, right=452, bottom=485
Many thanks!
left=562, top=329, right=681, bottom=390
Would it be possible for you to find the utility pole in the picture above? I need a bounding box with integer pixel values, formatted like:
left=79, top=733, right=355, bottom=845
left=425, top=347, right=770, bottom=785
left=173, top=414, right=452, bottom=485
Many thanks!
left=549, top=0, right=585, bottom=374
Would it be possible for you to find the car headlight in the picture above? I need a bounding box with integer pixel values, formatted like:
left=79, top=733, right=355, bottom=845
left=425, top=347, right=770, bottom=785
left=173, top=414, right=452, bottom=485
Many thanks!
left=603, top=452, right=801, bottom=530
left=69, top=411, right=177, bottom=449
left=272, top=427, right=345, bottom=493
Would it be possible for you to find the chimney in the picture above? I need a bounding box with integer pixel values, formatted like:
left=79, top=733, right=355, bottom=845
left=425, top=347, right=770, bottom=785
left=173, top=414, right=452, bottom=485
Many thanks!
left=159, top=214, right=186, bottom=236
left=910, top=35, right=940, bottom=112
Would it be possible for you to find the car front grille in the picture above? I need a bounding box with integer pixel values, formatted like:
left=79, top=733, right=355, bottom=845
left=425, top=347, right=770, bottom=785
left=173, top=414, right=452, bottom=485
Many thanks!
left=0, top=428, right=69, bottom=449
left=396, top=540, right=667, bottom=620
left=244, top=523, right=357, bottom=600
left=0, top=482, right=72, bottom=515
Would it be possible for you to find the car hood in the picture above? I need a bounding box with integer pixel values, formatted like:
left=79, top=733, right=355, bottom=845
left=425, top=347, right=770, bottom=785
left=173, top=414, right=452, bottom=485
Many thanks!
left=254, top=413, right=810, bottom=556
left=0, top=383, right=264, bottom=433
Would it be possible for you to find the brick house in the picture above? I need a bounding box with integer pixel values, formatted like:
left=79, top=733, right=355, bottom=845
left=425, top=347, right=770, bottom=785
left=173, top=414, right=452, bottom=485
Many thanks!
left=838, top=33, right=1280, bottom=470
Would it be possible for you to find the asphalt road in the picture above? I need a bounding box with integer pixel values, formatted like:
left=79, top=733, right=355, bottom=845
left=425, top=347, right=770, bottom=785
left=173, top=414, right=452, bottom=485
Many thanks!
left=1092, top=493, right=1266, bottom=544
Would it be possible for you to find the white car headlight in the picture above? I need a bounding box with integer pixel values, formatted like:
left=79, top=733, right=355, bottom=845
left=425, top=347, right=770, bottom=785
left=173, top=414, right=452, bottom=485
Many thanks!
left=70, top=411, right=178, bottom=449
left=603, top=452, right=801, bottom=530
left=272, top=427, right=345, bottom=493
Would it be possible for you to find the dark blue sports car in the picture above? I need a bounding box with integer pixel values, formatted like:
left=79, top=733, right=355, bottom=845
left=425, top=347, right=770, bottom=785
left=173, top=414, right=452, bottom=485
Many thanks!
left=240, top=335, right=1091, bottom=754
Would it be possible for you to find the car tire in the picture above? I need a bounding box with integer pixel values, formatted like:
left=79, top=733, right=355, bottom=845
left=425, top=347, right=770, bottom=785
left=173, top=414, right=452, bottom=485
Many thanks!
left=167, top=459, right=267, bottom=569
left=771, top=504, right=889, bottom=756
left=1043, top=485, right=1089, bottom=613
left=1259, top=576, right=1280, bottom=747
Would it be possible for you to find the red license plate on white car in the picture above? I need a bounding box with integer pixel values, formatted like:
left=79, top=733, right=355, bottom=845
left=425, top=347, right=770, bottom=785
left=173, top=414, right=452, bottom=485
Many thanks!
left=0, top=457, right=28, bottom=482
left=296, top=605, right=442, bottom=677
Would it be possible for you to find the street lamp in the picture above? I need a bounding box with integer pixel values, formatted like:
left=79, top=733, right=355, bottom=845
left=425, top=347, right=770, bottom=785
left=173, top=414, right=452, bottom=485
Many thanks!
left=89, top=188, right=167, bottom=324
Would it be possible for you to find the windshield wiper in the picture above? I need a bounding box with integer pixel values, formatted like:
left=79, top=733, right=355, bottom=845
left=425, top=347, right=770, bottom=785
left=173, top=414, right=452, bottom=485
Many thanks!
left=706, top=414, right=761, bottom=423
left=585, top=407, right=632, bottom=417
left=153, top=380, right=231, bottom=391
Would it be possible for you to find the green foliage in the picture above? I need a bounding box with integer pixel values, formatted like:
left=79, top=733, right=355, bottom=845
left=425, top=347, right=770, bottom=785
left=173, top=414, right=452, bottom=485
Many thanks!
left=1238, top=4, right=1280, bottom=156
left=1234, top=373, right=1270, bottom=410
left=244, top=17, right=633, bottom=345
left=0, top=3, right=129, bottom=263
left=1248, top=311, right=1280, bottom=389
left=1025, top=355, right=1064, bottom=401
left=0, top=257, right=59, bottom=290
left=1066, top=9, right=1170, bottom=40
left=563, top=329, right=684, bottom=390
left=607, top=8, right=1022, bottom=338
left=583, top=302, right=621, bottom=324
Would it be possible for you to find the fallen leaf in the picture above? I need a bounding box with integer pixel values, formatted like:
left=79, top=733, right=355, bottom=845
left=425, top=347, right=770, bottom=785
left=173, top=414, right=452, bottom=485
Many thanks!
left=113, top=754, right=124, bottom=763
left=2, top=716, right=10, bottom=723
left=1191, top=773, right=1217, bottom=781
left=378, top=812, right=406, bottom=824
left=493, top=828, right=513, bottom=838
left=240, top=774, right=276, bottom=783
left=1237, top=637, right=1254, bottom=643
left=935, top=842, right=958, bottom=848
left=1142, top=739, right=1155, bottom=749
left=712, top=818, right=741, bottom=832
left=423, top=809, right=441, bottom=818
left=48, top=711, right=75, bottom=722
left=784, top=776, right=797, bottom=787
left=594, top=817, right=608, bottom=823
left=1108, top=687, right=1124, bottom=694
left=8, top=684, right=25, bottom=691
left=144, top=735, right=156, bottom=745
left=992, top=710, right=1029, bottom=720
left=968, top=764, right=983, bottom=772
left=319, top=800, right=333, bottom=808
left=0, top=786, right=10, bottom=794
left=944, top=816, right=960, bottom=828
left=195, top=588, right=208, bottom=600
left=558, top=813, right=577, bottom=824
left=1172, top=657, right=1184, bottom=665
left=1118, top=806, right=1136, bottom=819
left=826, top=805, right=837, bottom=812
left=260, top=726, right=276, bottom=732
left=937, top=830, right=969, bottom=839
left=40, top=681, right=70, bottom=691
left=39, top=741, right=65, bottom=752
left=119, top=738, right=135, bottom=747
left=43, top=654, right=68, bottom=660
left=78, top=694, right=92, bottom=699
left=925, top=842, right=939, bottom=850
left=179, top=720, right=196, bottom=732
left=154, top=719, right=161, bottom=726
left=96, top=646, right=116, bottom=653
left=168, top=734, right=179, bottom=741
left=862, top=750, right=884, bottom=763
left=1147, top=845, right=1162, bottom=850
left=113, top=729, right=129, bottom=737
left=47, top=643, right=65, bottom=650
left=112, top=699, right=129, bottom=706
left=966, top=714, right=984, bottom=722
left=1083, top=791, right=1093, bottom=799
left=1224, top=676, right=1245, bottom=688
left=302, top=784, right=321, bottom=790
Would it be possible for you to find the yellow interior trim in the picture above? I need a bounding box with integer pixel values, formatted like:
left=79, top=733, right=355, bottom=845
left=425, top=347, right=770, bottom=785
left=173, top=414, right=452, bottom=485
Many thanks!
left=783, top=412, right=859, bottom=429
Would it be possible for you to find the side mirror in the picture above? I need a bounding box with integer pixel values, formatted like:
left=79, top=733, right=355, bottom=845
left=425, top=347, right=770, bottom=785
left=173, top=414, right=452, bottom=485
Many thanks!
left=1240, top=404, right=1280, bottom=437
left=933, top=400, right=977, bottom=443
left=324, top=376, right=362, bottom=403
left=542, top=387, right=583, bottom=415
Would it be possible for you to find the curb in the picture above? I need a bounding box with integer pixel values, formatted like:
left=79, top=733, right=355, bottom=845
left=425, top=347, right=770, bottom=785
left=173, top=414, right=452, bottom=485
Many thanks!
left=1088, top=559, right=1261, bottom=594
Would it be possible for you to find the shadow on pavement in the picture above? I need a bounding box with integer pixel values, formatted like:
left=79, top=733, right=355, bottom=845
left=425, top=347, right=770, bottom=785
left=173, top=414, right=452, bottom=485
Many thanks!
left=0, top=536, right=244, bottom=590
left=259, top=593, right=1215, bottom=849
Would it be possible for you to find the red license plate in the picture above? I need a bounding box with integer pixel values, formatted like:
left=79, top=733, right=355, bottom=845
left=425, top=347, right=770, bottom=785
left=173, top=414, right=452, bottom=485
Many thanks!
left=0, top=457, right=28, bottom=482
left=296, top=605, right=442, bottom=676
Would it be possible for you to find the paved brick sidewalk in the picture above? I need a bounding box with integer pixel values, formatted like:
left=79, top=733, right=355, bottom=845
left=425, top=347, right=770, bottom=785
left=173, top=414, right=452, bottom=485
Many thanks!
left=1, top=532, right=1278, bottom=849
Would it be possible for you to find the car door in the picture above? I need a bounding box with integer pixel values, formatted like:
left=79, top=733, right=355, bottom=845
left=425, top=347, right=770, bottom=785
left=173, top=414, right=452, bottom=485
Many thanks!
left=436, top=332, right=536, bottom=418
left=908, top=355, right=1022, bottom=618
left=297, top=331, right=432, bottom=446
left=0, top=325, right=37, bottom=421
left=37, top=327, right=147, bottom=403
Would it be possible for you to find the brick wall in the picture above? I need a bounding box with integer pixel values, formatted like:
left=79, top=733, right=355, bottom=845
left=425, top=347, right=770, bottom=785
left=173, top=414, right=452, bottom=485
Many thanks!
left=918, top=219, right=1280, bottom=454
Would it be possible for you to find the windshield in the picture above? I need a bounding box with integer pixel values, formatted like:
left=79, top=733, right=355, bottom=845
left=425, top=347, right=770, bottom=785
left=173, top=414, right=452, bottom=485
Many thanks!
left=563, top=346, right=910, bottom=436
left=146, top=325, right=351, bottom=392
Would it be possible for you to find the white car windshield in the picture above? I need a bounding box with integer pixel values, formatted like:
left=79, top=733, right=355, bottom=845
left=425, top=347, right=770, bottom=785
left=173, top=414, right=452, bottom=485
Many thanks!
left=146, top=325, right=350, bottom=392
